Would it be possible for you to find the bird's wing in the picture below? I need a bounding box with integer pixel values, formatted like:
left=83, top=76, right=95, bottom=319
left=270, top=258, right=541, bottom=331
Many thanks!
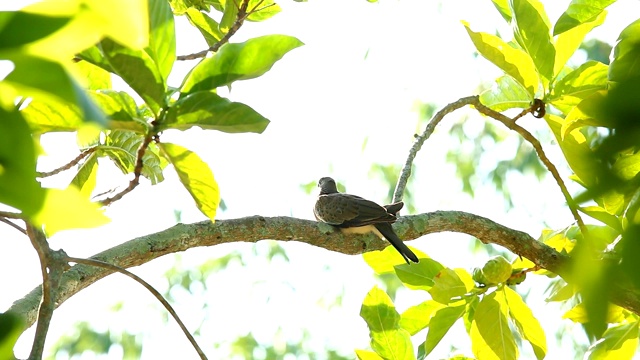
left=315, top=193, right=395, bottom=227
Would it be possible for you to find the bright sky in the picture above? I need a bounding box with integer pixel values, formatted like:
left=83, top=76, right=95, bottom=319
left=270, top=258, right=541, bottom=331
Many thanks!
left=3, top=0, right=640, bottom=359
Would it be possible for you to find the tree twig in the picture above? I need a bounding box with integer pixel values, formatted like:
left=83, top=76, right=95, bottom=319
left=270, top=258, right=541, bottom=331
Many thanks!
left=65, top=256, right=208, bottom=360
left=393, top=96, right=479, bottom=203
left=393, top=95, right=586, bottom=234
left=100, top=133, right=153, bottom=206
left=177, top=0, right=252, bottom=61
left=36, top=147, right=97, bottom=178
left=0, top=217, right=26, bottom=235
left=473, top=98, right=587, bottom=234
left=26, top=224, right=66, bottom=360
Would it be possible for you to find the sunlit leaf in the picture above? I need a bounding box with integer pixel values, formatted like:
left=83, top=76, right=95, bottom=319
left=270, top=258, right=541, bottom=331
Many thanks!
left=364, top=246, right=427, bottom=274
left=470, top=289, right=517, bottom=360
left=462, top=21, right=538, bottom=96
left=0, top=312, right=23, bottom=360
left=186, top=8, right=224, bottom=46
left=563, top=303, right=625, bottom=324
left=490, top=0, right=512, bottom=23
left=355, top=349, right=384, bottom=360
left=480, top=75, right=532, bottom=111
left=395, top=257, right=445, bottom=291
left=587, top=321, right=640, bottom=360
left=70, top=153, right=98, bottom=198
left=429, top=268, right=472, bottom=304
left=551, top=61, right=608, bottom=107
left=102, top=130, right=165, bottom=184
left=161, top=91, right=269, bottom=133
left=246, top=0, right=281, bottom=22
left=33, top=187, right=110, bottom=235
left=554, top=0, right=615, bottom=35
left=159, top=142, right=219, bottom=221
left=510, top=0, right=555, bottom=81
left=84, top=0, right=149, bottom=50
left=21, top=99, right=83, bottom=134
left=146, top=0, right=175, bottom=83
left=73, top=60, right=111, bottom=90
left=424, top=305, right=466, bottom=356
left=504, top=286, right=547, bottom=360
left=399, top=300, right=445, bottom=336
left=545, top=280, right=575, bottom=302
left=91, top=90, right=148, bottom=133
left=609, top=19, right=640, bottom=82
left=360, top=286, right=414, bottom=360
left=561, top=90, right=607, bottom=138
left=180, top=34, right=303, bottom=95
left=553, top=12, right=606, bottom=76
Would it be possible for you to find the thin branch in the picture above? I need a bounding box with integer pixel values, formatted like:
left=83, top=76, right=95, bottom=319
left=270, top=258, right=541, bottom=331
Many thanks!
left=473, top=98, right=587, bottom=234
left=36, top=147, right=97, bottom=178
left=66, top=257, right=207, bottom=360
left=177, top=0, right=251, bottom=61
left=100, top=133, right=153, bottom=206
left=26, top=224, right=66, bottom=360
left=393, top=95, right=586, bottom=234
left=0, top=217, right=26, bottom=235
left=0, top=211, right=23, bottom=219
left=393, top=96, right=478, bottom=203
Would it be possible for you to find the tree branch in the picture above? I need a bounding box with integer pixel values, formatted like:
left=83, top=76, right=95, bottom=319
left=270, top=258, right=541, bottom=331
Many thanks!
left=36, top=147, right=97, bottom=178
left=9, top=212, right=640, bottom=331
left=26, top=224, right=66, bottom=360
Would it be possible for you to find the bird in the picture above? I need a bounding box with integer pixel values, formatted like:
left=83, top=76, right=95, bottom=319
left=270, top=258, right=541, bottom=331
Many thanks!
left=313, top=177, right=419, bottom=264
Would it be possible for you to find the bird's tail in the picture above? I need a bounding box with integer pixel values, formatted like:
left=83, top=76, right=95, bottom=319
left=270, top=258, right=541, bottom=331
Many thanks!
left=374, top=223, right=419, bottom=264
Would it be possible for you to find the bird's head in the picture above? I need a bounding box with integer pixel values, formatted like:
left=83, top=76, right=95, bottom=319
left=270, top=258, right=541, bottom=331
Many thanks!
left=317, top=177, right=339, bottom=194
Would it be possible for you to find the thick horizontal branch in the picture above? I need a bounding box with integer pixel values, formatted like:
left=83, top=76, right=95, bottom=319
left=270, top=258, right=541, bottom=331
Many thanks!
left=9, top=211, right=640, bottom=330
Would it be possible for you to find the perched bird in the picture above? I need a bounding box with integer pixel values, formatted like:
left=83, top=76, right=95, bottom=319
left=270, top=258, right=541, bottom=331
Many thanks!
left=313, top=177, right=419, bottom=264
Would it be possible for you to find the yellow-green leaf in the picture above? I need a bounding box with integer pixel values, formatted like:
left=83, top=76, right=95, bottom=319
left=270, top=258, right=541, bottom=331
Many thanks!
left=429, top=268, right=473, bottom=304
left=553, top=12, right=606, bottom=76
left=400, top=300, right=446, bottom=336
left=504, top=286, right=547, bottom=360
left=587, top=321, right=639, bottom=360
left=470, top=290, right=518, bottom=360
left=159, top=142, right=219, bottom=221
left=563, top=303, right=625, bottom=324
left=462, top=21, right=538, bottom=96
left=424, top=305, right=466, bottom=356
left=364, top=246, right=428, bottom=275
left=355, top=350, right=384, bottom=360
left=32, top=187, right=110, bottom=236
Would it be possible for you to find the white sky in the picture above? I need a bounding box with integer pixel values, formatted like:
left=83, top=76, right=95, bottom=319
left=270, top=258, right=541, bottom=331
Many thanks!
left=3, top=0, right=640, bottom=359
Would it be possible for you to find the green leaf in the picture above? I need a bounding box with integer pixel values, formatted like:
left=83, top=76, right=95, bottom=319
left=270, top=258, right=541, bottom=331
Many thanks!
left=479, top=75, right=532, bottom=111
left=355, top=350, right=384, bottom=360
left=553, top=0, right=615, bottom=36
left=364, top=246, right=428, bottom=274
left=180, top=34, right=304, bottom=95
left=74, top=60, right=112, bottom=90
left=33, top=187, right=110, bottom=235
left=490, top=0, right=512, bottom=23
left=544, top=114, right=598, bottom=188
left=70, top=153, right=98, bottom=198
left=360, top=286, right=415, bottom=360
left=395, top=258, right=445, bottom=291
left=428, top=268, right=472, bottom=304
left=100, top=38, right=166, bottom=115
left=0, top=312, right=24, bottom=360
left=21, top=99, right=84, bottom=134
left=161, top=91, right=270, bottom=133
left=186, top=8, right=224, bottom=46
left=470, top=290, right=517, bottom=360
left=464, top=295, right=480, bottom=333
left=550, top=61, right=608, bottom=115
left=579, top=206, right=623, bottom=233
left=246, top=0, right=281, bottom=22
left=0, top=108, right=45, bottom=215
left=553, top=12, right=606, bottom=76
left=91, top=91, right=149, bottom=133
left=563, top=303, right=624, bottom=324
left=504, top=286, right=547, bottom=360
left=510, top=0, right=555, bottom=81
left=4, top=55, right=105, bottom=127
left=101, top=130, right=165, bottom=184
left=400, top=300, right=446, bottom=336
left=462, top=21, right=538, bottom=96
left=587, top=321, right=640, bottom=360
left=147, top=0, right=176, bottom=83
left=424, top=305, right=466, bottom=356
left=159, top=142, right=220, bottom=221
left=545, top=280, right=575, bottom=302
left=219, top=0, right=239, bottom=34
left=609, top=19, right=640, bottom=82
left=0, top=12, right=71, bottom=52
left=560, top=90, right=607, bottom=138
